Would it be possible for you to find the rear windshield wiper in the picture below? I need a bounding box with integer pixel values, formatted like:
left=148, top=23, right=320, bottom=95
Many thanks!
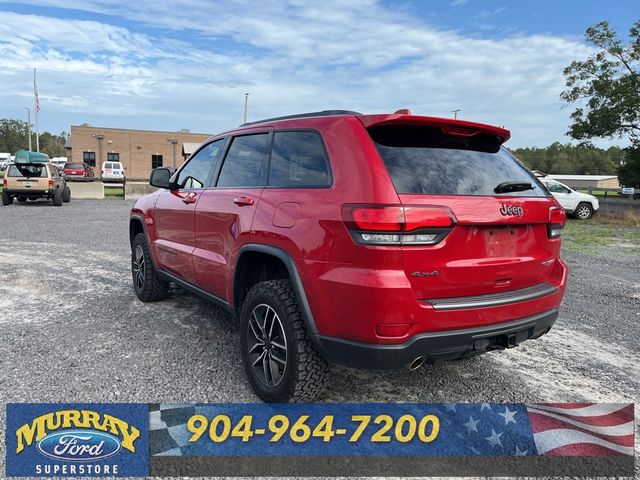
left=494, top=181, right=534, bottom=194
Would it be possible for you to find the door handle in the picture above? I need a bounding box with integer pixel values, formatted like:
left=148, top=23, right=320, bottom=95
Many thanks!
left=233, top=196, right=254, bottom=206
left=182, top=192, right=198, bottom=204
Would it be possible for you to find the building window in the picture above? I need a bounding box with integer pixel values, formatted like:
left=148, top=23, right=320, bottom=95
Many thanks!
left=107, top=152, right=119, bottom=162
left=152, top=154, right=163, bottom=169
left=83, top=151, right=96, bottom=167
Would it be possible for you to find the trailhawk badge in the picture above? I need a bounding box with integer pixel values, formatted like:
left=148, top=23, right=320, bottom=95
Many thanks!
left=499, top=204, right=524, bottom=217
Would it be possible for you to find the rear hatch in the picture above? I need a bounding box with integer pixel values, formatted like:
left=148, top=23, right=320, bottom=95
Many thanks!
left=360, top=115, right=564, bottom=300
left=6, top=163, right=49, bottom=189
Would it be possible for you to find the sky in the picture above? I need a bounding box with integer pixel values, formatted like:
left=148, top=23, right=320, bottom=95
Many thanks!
left=0, top=0, right=637, bottom=147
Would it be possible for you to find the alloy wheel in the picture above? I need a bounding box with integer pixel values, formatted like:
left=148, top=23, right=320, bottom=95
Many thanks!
left=577, top=205, right=591, bottom=219
left=133, top=245, right=145, bottom=290
left=246, top=304, right=288, bottom=387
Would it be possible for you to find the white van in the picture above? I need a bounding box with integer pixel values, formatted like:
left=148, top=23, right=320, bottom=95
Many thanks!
left=101, top=161, right=126, bottom=183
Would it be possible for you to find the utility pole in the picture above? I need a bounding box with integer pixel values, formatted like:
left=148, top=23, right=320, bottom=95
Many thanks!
left=243, top=93, right=249, bottom=124
left=24, top=107, right=32, bottom=151
left=452, top=109, right=461, bottom=119
left=34, top=68, right=40, bottom=152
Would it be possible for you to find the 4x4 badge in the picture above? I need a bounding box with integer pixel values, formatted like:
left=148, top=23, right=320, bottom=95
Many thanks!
left=499, top=204, right=524, bottom=217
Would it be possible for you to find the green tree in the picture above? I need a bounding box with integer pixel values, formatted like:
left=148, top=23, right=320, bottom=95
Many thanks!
left=0, top=119, right=31, bottom=153
left=561, top=20, right=640, bottom=144
left=0, top=118, right=67, bottom=157
left=618, top=147, right=640, bottom=187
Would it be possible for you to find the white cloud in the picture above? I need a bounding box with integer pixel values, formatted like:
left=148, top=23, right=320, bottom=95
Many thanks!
left=0, top=1, right=597, bottom=146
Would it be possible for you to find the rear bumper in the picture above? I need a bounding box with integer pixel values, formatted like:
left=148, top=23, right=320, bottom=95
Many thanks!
left=4, top=189, right=51, bottom=196
left=317, top=308, right=558, bottom=369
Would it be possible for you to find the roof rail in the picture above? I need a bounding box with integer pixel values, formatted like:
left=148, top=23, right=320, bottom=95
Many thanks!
left=241, top=110, right=362, bottom=127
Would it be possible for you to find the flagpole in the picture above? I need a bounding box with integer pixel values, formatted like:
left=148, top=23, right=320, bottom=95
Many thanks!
left=34, top=68, right=40, bottom=152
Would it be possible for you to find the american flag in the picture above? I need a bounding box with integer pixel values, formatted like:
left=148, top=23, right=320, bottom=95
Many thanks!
left=527, top=403, right=634, bottom=456
left=34, top=73, right=40, bottom=113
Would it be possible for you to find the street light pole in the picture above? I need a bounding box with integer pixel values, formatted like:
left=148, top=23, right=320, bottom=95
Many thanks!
left=24, top=107, right=32, bottom=151
left=452, top=109, right=461, bottom=119
left=243, top=93, right=249, bottom=124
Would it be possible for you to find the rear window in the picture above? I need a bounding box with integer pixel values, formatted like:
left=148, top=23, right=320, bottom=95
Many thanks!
left=370, top=125, right=547, bottom=197
left=65, top=163, right=83, bottom=169
left=104, top=162, right=113, bottom=169
left=268, top=131, right=331, bottom=187
left=7, top=164, right=47, bottom=178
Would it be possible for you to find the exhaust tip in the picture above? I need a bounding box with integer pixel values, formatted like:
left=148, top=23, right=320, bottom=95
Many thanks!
left=408, top=356, right=425, bottom=371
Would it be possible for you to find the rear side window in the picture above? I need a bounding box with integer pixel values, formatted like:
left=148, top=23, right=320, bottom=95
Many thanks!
left=370, top=125, right=547, bottom=197
left=7, top=164, right=47, bottom=178
left=268, top=131, right=330, bottom=187
left=217, top=133, right=269, bottom=188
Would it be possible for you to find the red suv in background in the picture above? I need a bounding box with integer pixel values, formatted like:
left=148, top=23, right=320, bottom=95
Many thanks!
left=129, top=110, right=568, bottom=402
left=62, top=162, right=95, bottom=181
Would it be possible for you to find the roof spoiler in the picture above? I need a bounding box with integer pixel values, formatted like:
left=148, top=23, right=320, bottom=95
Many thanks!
left=357, top=113, right=511, bottom=144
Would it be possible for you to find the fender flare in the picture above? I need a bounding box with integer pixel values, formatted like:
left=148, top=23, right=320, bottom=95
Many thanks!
left=235, top=244, right=323, bottom=350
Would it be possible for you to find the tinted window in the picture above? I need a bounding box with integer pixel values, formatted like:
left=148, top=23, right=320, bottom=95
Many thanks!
left=8, top=164, right=47, bottom=178
left=176, top=139, right=223, bottom=189
left=83, top=151, right=96, bottom=167
left=217, top=134, right=269, bottom=187
left=370, top=125, right=547, bottom=197
left=65, top=163, right=83, bottom=169
left=268, top=131, right=330, bottom=187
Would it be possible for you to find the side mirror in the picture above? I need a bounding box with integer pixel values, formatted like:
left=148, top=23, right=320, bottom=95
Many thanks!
left=150, top=167, right=172, bottom=189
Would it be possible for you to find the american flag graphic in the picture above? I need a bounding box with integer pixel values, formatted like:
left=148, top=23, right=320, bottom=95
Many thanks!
left=527, top=403, right=634, bottom=456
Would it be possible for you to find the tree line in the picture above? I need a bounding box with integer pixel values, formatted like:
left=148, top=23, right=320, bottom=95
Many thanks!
left=511, top=143, right=624, bottom=175
left=0, top=119, right=67, bottom=158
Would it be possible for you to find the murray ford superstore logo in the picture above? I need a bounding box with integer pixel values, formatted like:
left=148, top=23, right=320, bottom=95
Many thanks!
left=6, top=403, right=149, bottom=477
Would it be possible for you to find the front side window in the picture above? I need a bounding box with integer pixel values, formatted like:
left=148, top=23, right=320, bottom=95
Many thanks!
left=175, top=139, right=223, bottom=189
left=217, top=133, right=269, bottom=188
left=544, top=181, right=571, bottom=194
left=268, top=131, right=330, bottom=187
left=151, top=154, right=163, bottom=169
left=83, top=151, right=96, bottom=167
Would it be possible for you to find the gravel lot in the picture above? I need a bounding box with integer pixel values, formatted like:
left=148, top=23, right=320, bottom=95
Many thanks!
left=0, top=199, right=638, bottom=476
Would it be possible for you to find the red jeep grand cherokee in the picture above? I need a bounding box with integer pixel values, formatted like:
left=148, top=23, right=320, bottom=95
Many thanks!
left=130, top=110, right=567, bottom=402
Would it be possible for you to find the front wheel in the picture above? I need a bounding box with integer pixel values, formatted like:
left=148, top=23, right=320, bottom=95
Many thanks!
left=131, top=233, right=169, bottom=302
left=240, top=279, right=329, bottom=402
left=62, top=186, right=71, bottom=203
left=574, top=202, right=593, bottom=220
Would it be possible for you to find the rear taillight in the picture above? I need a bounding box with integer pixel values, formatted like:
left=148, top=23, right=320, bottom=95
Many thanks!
left=342, top=205, right=456, bottom=245
left=548, top=206, right=566, bottom=238
left=2, top=179, right=7, bottom=188
left=48, top=179, right=54, bottom=188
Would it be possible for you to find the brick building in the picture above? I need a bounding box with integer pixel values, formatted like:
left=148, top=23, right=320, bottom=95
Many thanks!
left=65, top=125, right=211, bottom=180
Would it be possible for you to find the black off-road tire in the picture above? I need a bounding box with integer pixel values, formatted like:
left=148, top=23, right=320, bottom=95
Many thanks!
left=62, top=186, right=71, bottom=203
left=52, top=189, right=63, bottom=206
left=2, top=192, right=12, bottom=206
left=240, top=279, right=329, bottom=402
left=573, top=202, right=593, bottom=220
left=131, top=232, right=169, bottom=302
